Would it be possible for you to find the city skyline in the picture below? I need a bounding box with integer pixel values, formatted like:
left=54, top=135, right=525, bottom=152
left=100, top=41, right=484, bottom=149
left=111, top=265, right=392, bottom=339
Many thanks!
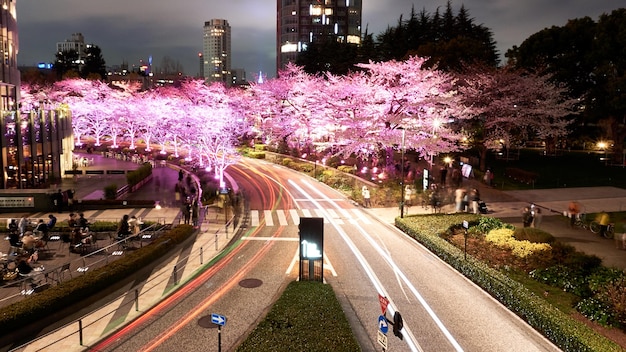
left=16, top=0, right=623, bottom=79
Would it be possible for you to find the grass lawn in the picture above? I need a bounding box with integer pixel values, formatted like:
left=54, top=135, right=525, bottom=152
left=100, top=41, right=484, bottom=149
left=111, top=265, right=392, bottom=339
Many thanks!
left=483, top=149, right=626, bottom=190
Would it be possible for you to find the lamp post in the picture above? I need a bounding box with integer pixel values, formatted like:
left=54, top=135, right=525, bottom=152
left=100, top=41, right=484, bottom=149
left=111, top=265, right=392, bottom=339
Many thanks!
left=400, top=128, right=406, bottom=218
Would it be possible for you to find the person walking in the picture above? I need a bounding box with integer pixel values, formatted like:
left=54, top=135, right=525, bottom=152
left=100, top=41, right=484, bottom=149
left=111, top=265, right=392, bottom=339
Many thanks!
left=568, top=201, right=581, bottom=227
left=531, top=207, right=542, bottom=228
left=362, top=186, right=371, bottom=208
left=454, top=187, right=465, bottom=212
left=522, top=207, right=534, bottom=228
left=470, top=188, right=480, bottom=214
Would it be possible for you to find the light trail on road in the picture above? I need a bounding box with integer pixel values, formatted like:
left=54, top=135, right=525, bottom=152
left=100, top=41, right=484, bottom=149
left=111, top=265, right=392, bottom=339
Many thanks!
left=289, top=178, right=432, bottom=352
left=300, top=179, right=465, bottom=351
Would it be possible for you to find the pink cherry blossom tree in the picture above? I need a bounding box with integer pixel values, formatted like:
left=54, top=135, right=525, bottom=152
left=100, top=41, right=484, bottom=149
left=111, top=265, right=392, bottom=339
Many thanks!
left=459, top=66, right=578, bottom=170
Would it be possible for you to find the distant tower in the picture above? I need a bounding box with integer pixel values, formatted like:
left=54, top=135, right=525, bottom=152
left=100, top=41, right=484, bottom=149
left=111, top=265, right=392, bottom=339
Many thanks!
left=198, top=52, right=204, bottom=78
left=276, top=0, right=362, bottom=73
left=203, top=19, right=232, bottom=84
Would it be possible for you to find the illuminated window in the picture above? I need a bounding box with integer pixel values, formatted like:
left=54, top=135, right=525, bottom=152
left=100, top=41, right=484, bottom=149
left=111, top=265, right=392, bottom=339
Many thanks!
left=310, top=5, right=322, bottom=16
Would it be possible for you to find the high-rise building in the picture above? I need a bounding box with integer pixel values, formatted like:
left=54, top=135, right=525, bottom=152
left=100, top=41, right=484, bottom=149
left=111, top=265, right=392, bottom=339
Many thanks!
left=203, top=19, right=231, bottom=84
left=56, top=33, right=87, bottom=65
left=276, top=0, right=362, bottom=72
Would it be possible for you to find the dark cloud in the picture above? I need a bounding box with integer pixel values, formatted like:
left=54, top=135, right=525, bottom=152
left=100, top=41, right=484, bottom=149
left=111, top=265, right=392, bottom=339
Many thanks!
left=16, top=0, right=624, bottom=79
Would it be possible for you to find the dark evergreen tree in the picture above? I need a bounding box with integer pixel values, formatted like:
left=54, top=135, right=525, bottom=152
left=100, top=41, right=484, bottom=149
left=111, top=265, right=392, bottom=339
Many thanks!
left=53, top=49, right=80, bottom=80
left=81, top=45, right=107, bottom=80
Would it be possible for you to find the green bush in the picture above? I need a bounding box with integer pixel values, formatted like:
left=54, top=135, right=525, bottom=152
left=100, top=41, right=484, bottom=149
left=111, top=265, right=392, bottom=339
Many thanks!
left=104, top=183, right=118, bottom=200
left=126, top=162, right=153, bottom=187
left=513, top=227, right=555, bottom=243
left=237, top=281, right=360, bottom=352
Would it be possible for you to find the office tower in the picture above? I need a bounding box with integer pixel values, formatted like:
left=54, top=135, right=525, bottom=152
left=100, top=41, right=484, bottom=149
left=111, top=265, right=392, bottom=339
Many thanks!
left=276, top=0, right=362, bottom=72
left=56, top=33, right=87, bottom=65
left=203, top=19, right=231, bottom=84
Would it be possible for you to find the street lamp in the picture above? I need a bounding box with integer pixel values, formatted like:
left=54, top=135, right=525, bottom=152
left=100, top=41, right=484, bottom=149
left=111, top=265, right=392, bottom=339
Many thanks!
left=400, top=128, right=406, bottom=218
left=598, top=141, right=608, bottom=166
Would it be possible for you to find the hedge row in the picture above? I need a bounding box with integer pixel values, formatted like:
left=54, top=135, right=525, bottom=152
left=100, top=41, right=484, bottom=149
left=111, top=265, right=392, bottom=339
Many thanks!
left=395, top=214, right=620, bottom=352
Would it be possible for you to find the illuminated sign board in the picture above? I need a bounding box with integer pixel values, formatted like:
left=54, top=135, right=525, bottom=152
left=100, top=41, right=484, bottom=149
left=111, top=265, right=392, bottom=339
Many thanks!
left=299, top=217, right=324, bottom=282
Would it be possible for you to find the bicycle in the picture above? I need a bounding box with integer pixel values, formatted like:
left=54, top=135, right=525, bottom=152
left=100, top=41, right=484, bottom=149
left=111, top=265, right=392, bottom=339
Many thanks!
left=589, top=221, right=615, bottom=239
left=572, top=213, right=589, bottom=230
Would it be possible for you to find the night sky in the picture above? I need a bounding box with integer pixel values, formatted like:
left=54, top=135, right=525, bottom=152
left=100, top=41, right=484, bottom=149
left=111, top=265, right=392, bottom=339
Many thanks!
left=16, top=0, right=623, bottom=78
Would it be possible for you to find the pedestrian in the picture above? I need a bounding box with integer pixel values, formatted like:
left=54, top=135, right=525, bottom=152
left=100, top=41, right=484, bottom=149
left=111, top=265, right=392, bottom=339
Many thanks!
left=67, top=189, right=75, bottom=211
left=567, top=201, right=581, bottom=227
left=53, top=189, right=63, bottom=213
left=191, top=199, right=199, bottom=227
left=362, top=186, right=371, bottom=208
left=470, top=188, right=480, bottom=214
left=484, top=169, right=493, bottom=186
left=532, top=207, right=542, bottom=228
left=522, top=207, right=534, bottom=228
left=596, top=211, right=610, bottom=237
left=18, top=215, right=28, bottom=236
left=454, top=187, right=465, bottom=212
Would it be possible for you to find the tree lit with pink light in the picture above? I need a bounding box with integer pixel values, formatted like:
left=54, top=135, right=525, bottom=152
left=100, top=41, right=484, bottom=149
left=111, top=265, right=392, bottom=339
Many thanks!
left=20, top=56, right=577, bottom=186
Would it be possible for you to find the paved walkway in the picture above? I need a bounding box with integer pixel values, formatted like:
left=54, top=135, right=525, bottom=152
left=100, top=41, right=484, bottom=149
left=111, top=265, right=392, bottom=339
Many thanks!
left=368, top=178, right=626, bottom=270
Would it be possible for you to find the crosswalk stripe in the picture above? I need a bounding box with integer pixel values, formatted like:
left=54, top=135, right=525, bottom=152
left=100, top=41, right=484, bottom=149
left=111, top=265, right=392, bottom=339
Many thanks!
left=251, top=210, right=259, bottom=227
left=247, top=209, right=374, bottom=227
left=264, top=210, right=273, bottom=226
left=290, top=209, right=300, bottom=225
left=277, top=210, right=288, bottom=226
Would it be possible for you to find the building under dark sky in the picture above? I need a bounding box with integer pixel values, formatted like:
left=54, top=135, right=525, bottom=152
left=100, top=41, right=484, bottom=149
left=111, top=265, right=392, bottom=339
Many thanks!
left=276, top=0, right=362, bottom=72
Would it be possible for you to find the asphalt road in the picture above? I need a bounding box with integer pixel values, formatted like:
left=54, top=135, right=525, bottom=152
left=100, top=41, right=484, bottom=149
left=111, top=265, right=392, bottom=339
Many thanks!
left=91, top=158, right=560, bottom=352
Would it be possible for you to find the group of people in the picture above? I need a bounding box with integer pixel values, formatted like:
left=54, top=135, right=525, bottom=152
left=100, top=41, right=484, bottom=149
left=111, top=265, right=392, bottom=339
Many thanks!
left=454, top=187, right=482, bottom=214
left=522, top=204, right=542, bottom=228
left=7, top=214, right=57, bottom=274
left=115, top=214, right=142, bottom=241
left=65, top=212, right=94, bottom=252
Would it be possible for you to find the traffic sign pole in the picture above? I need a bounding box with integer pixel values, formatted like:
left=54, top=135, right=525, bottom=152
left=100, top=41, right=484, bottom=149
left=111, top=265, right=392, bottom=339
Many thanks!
left=218, top=325, right=222, bottom=352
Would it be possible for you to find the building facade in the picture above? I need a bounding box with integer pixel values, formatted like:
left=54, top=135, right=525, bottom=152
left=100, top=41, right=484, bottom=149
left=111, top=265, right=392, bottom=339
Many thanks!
left=203, top=19, right=231, bottom=84
left=56, top=32, right=87, bottom=66
left=276, top=0, right=362, bottom=71
left=1, top=0, right=74, bottom=190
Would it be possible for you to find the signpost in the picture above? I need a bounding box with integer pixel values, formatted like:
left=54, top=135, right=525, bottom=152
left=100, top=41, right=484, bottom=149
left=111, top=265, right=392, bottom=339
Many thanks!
left=211, top=313, right=227, bottom=352
left=299, top=217, right=324, bottom=282
left=378, top=294, right=389, bottom=315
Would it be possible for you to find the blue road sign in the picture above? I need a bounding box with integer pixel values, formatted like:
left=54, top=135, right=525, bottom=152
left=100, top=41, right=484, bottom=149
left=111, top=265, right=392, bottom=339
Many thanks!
left=378, top=315, right=388, bottom=334
left=211, top=313, right=227, bottom=326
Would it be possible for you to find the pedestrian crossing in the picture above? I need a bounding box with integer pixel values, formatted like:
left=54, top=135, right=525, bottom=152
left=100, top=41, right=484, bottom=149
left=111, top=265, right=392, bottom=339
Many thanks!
left=249, top=208, right=373, bottom=227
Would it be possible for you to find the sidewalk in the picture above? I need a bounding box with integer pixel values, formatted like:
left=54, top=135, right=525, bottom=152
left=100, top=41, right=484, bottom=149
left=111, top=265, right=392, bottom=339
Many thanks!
left=367, top=178, right=626, bottom=270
